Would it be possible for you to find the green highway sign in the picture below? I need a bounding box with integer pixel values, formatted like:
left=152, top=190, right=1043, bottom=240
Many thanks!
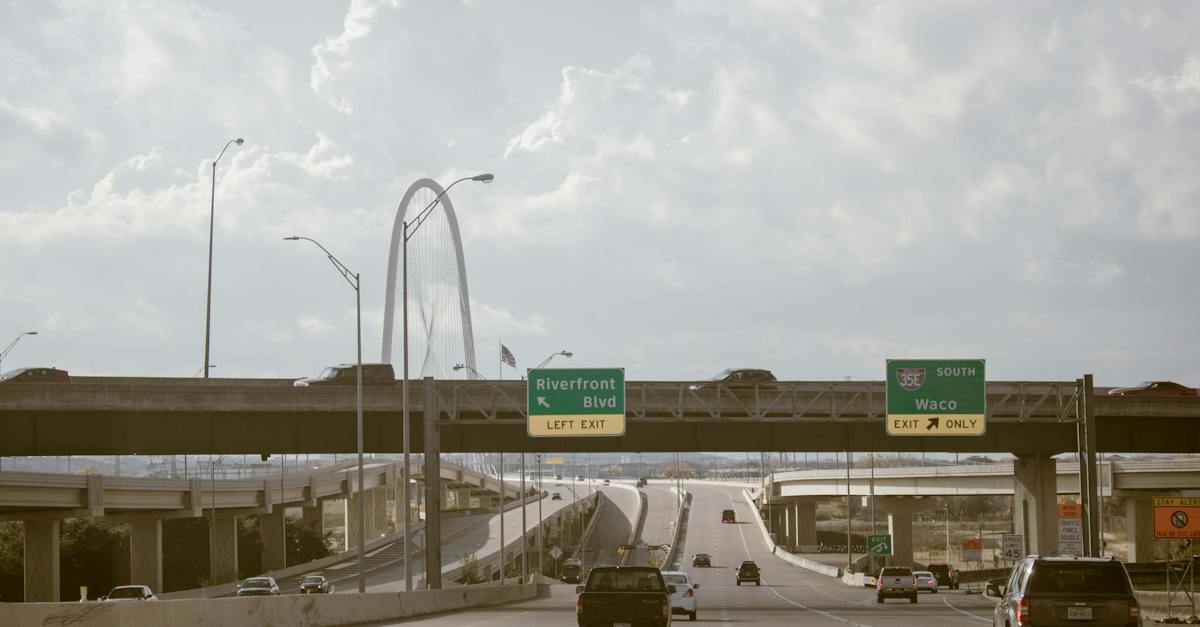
left=527, top=368, right=625, bottom=437
left=886, top=359, right=986, bottom=436
left=868, top=534, right=893, bottom=556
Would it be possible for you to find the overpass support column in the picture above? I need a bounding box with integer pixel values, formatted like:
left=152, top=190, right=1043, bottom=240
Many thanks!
left=423, top=376, right=443, bottom=589
left=1124, top=498, right=1156, bottom=562
left=302, top=503, right=323, bottom=532
left=345, top=493, right=363, bottom=552
left=372, top=486, right=388, bottom=538
left=1013, top=455, right=1058, bottom=556
left=129, top=519, right=162, bottom=594
left=23, top=520, right=60, bottom=602
left=874, top=497, right=933, bottom=567
left=770, top=507, right=787, bottom=545
left=209, top=513, right=239, bottom=584
left=790, top=501, right=818, bottom=549
left=260, top=508, right=286, bottom=573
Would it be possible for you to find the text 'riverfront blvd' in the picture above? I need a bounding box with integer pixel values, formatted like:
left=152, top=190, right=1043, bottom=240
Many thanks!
left=527, top=368, right=626, bottom=437
left=533, top=377, right=620, bottom=391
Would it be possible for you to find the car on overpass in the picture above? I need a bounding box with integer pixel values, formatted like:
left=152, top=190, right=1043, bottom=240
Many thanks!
left=293, top=363, right=395, bottom=386
left=236, top=576, right=280, bottom=596
left=101, top=585, right=156, bottom=602
left=1108, top=380, right=1197, bottom=396
left=0, top=367, right=70, bottom=384
left=988, top=556, right=1141, bottom=627
left=692, top=368, right=778, bottom=391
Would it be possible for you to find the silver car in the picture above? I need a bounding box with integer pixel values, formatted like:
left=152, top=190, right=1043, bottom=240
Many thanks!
left=102, top=585, right=156, bottom=602
left=236, top=576, right=280, bottom=596
left=914, top=570, right=938, bottom=593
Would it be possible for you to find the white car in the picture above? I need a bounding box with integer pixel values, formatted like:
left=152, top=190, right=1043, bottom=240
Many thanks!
left=102, top=585, right=156, bottom=602
left=662, top=570, right=698, bottom=621
left=914, top=570, right=938, bottom=593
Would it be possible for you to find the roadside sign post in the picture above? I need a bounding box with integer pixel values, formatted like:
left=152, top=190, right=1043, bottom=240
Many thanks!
left=1153, top=497, right=1200, bottom=539
left=527, top=368, right=625, bottom=437
left=962, top=537, right=983, bottom=563
left=868, top=534, right=893, bottom=556
left=1059, top=503, right=1084, bottom=556
left=886, top=359, right=986, bottom=436
left=1001, top=534, right=1023, bottom=562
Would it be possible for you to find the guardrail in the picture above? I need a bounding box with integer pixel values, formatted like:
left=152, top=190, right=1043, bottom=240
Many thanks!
left=663, top=487, right=690, bottom=570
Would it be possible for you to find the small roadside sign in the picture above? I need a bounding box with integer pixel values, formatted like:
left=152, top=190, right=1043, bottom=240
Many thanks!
left=1153, top=497, right=1200, bottom=539
left=962, top=537, right=982, bottom=561
left=885, top=359, right=986, bottom=436
left=1058, top=503, right=1083, bottom=555
left=545, top=457, right=565, bottom=465
left=527, top=368, right=625, bottom=437
left=1001, top=534, right=1023, bottom=561
left=868, top=534, right=893, bottom=556
left=549, top=546, right=563, bottom=560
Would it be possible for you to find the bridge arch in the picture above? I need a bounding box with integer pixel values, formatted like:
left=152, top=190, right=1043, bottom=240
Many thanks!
left=381, top=178, right=478, bottom=378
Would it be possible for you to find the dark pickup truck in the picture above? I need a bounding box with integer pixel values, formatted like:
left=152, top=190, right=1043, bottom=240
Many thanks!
left=576, top=566, right=674, bottom=627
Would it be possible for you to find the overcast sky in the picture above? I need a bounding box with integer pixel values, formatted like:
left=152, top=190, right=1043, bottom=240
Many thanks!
left=1, top=0, right=1197, bottom=386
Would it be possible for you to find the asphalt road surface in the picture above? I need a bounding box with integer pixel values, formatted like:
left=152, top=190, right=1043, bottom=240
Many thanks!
left=359, top=481, right=999, bottom=626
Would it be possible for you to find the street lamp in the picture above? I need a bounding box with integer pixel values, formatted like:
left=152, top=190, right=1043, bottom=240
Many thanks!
left=0, top=331, right=37, bottom=373
left=452, top=363, right=487, bottom=379
left=398, top=172, right=492, bottom=591
left=534, top=350, right=572, bottom=369
left=203, top=137, right=244, bottom=380
left=283, top=235, right=367, bottom=593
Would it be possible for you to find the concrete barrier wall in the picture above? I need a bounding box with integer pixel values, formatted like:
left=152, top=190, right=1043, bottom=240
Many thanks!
left=663, top=489, right=690, bottom=569
left=739, top=489, right=843, bottom=579
left=1, top=583, right=539, bottom=627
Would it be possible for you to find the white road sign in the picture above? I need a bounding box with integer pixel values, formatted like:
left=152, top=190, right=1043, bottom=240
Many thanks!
left=1001, top=534, right=1023, bottom=561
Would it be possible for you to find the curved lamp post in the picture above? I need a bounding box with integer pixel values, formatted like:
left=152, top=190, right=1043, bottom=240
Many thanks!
left=203, top=137, right=244, bottom=380
left=452, top=363, right=487, bottom=379
left=534, top=350, right=572, bottom=369
left=283, top=235, right=366, bottom=593
left=0, top=331, right=38, bottom=373
left=398, top=172, right=492, bottom=591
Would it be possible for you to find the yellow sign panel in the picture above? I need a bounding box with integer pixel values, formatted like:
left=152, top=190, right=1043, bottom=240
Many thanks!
left=886, top=414, right=985, bottom=436
left=527, top=414, right=625, bottom=437
left=544, top=457, right=565, bottom=465
left=1155, top=497, right=1200, bottom=507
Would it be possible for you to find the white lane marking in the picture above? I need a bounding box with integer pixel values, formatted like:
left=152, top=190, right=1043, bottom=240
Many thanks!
left=942, top=594, right=993, bottom=623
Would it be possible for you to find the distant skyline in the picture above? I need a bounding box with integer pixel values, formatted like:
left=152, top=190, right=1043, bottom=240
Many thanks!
left=1, top=1, right=1197, bottom=387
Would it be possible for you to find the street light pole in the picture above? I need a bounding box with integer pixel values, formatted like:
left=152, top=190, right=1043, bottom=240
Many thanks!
left=452, top=363, right=487, bottom=379
left=534, top=350, right=573, bottom=369
left=283, top=236, right=365, bottom=592
left=536, top=453, right=544, bottom=578
left=203, top=138, right=243, bottom=380
left=0, top=330, right=38, bottom=373
left=398, top=173, right=492, bottom=590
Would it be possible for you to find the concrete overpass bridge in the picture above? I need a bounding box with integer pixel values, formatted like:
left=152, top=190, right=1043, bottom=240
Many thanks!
left=1, top=378, right=1197, bottom=455
left=757, top=459, right=1200, bottom=567
left=0, top=458, right=527, bottom=602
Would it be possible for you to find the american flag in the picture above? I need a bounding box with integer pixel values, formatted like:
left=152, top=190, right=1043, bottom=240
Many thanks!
left=500, top=344, right=516, bottom=368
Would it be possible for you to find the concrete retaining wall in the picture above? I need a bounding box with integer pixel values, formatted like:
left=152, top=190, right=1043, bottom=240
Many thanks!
left=1, top=583, right=539, bottom=626
left=740, top=489, right=843, bottom=579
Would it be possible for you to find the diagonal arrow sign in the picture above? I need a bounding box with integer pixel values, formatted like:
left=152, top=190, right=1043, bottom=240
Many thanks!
left=925, top=417, right=940, bottom=431
left=537, top=396, right=551, bottom=409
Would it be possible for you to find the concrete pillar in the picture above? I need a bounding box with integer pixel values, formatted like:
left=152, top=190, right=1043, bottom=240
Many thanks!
left=794, top=501, right=818, bottom=548
left=1125, top=497, right=1156, bottom=562
left=302, top=503, right=323, bottom=532
left=1013, top=455, right=1058, bottom=556
left=209, top=513, right=238, bottom=585
left=887, top=512, right=914, bottom=566
left=260, top=508, right=286, bottom=573
left=129, top=519, right=162, bottom=593
left=23, top=520, right=60, bottom=602
left=345, top=492, right=363, bottom=550
left=372, top=486, right=387, bottom=538
left=770, top=507, right=786, bottom=545
left=423, top=376, right=443, bottom=589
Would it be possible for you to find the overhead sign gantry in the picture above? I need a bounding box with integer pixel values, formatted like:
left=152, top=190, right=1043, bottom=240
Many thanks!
left=886, top=359, right=986, bottom=436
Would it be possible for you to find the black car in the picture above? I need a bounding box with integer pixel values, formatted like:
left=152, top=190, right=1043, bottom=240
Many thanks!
left=692, top=553, right=712, bottom=567
left=927, top=563, right=959, bottom=590
left=989, top=556, right=1141, bottom=627
left=736, top=561, right=760, bottom=586
left=0, top=367, right=70, bottom=383
left=693, top=368, right=779, bottom=391
left=551, top=492, right=562, bottom=500
left=299, top=575, right=330, bottom=594
left=293, top=363, right=395, bottom=386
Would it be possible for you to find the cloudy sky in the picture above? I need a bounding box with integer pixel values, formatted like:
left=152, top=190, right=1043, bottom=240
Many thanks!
left=1, top=0, right=1197, bottom=386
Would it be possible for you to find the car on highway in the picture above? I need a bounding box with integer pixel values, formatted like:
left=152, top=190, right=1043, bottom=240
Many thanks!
left=636, top=478, right=648, bottom=487
left=293, top=363, right=395, bottom=387
left=299, top=575, right=331, bottom=594
left=235, top=576, right=280, bottom=596
left=662, top=571, right=699, bottom=621
left=692, top=368, right=779, bottom=391
left=736, top=560, right=760, bottom=586
left=575, top=566, right=673, bottom=627
left=876, top=566, right=917, bottom=603
left=561, top=558, right=583, bottom=584
left=551, top=492, right=562, bottom=500
left=603, top=479, right=610, bottom=485
left=914, top=570, right=938, bottom=593
left=988, top=556, right=1141, bottom=627
left=1108, top=381, right=1197, bottom=396
left=928, top=563, right=960, bottom=589
left=721, top=509, right=736, bottom=523
left=0, top=367, right=70, bottom=384
left=101, top=585, right=156, bottom=601
left=691, top=553, right=712, bottom=567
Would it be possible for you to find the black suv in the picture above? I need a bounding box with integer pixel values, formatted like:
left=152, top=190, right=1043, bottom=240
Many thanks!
left=988, top=556, right=1141, bottom=627
left=736, top=561, right=761, bottom=586
left=927, top=563, right=960, bottom=590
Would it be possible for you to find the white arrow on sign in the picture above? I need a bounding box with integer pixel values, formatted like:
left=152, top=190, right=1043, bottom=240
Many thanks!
left=537, top=397, right=551, bottom=408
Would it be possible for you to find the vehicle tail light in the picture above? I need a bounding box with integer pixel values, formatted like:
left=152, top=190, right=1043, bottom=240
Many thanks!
left=1016, top=595, right=1031, bottom=624
left=575, top=594, right=582, bottom=614
left=912, top=576, right=917, bottom=587
left=1128, top=599, right=1141, bottom=625
left=877, top=577, right=883, bottom=588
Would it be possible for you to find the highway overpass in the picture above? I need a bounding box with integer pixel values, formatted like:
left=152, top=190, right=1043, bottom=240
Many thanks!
left=1, top=377, right=1196, bottom=455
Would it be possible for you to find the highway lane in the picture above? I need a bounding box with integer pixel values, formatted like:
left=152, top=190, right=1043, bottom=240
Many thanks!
left=354, top=480, right=999, bottom=626
left=577, top=484, right=639, bottom=570
left=634, top=482, right=679, bottom=567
